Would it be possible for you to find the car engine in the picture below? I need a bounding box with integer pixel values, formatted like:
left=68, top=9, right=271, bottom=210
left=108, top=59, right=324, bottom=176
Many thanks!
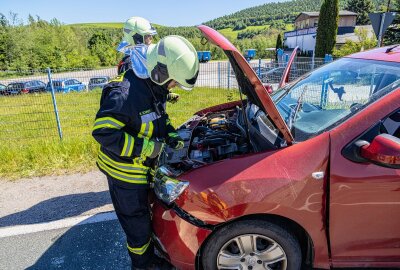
left=159, top=107, right=250, bottom=175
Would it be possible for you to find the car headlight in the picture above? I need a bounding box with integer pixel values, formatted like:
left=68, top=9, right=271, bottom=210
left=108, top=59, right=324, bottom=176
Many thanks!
left=154, top=166, right=189, bottom=205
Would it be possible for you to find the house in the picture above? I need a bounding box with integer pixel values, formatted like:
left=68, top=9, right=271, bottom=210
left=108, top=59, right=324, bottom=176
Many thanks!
left=284, top=10, right=361, bottom=54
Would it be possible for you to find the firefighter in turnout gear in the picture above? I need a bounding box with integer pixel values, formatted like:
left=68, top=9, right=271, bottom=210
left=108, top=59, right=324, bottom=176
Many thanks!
left=117, top=17, right=157, bottom=75
left=117, top=17, right=181, bottom=104
left=92, top=35, right=199, bottom=269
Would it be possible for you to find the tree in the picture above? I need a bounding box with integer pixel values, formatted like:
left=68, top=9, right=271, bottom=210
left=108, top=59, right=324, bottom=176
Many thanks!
left=346, top=0, right=374, bottom=25
left=88, top=32, right=115, bottom=66
left=333, top=28, right=377, bottom=57
left=315, top=0, right=339, bottom=57
left=275, top=33, right=283, bottom=60
left=275, top=33, right=283, bottom=49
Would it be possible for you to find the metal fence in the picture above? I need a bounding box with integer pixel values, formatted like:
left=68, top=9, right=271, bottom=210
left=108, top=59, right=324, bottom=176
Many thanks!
left=0, top=57, right=328, bottom=143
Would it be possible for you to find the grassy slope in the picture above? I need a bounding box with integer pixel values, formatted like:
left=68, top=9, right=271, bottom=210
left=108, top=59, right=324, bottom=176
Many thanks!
left=218, top=23, right=294, bottom=40
left=0, top=87, right=240, bottom=179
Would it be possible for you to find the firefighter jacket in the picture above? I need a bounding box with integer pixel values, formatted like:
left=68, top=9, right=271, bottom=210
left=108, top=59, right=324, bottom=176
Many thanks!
left=92, top=69, right=179, bottom=186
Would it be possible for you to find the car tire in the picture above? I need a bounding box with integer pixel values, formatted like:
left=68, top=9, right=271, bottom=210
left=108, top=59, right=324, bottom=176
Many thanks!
left=202, top=220, right=302, bottom=270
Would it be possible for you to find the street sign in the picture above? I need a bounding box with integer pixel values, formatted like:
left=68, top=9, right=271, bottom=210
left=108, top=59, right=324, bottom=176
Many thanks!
left=369, top=12, right=397, bottom=46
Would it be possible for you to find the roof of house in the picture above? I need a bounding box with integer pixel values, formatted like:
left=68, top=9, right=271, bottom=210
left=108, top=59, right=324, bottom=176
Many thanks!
left=295, top=10, right=357, bottom=21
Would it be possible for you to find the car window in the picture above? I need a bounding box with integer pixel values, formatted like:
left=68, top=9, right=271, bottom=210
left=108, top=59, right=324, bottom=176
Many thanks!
left=273, top=58, right=400, bottom=141
left=7, top=83, right=23, bottom=89
left=382, top=109, right=400, bottom=138
left=90, top=78, right=107, bottom=84
left=53, top=81, right=62, bottom=87
left=72, top=79, right=80, bottom=84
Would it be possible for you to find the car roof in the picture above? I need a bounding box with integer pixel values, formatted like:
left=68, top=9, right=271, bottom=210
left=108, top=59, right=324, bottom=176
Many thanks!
left=52, top=78, right=76, bottom=82
left=346, top=45, right=400, bottom=63
left=8, top=82, right=25, bottom=85
left=89, top=76, right=109, bottom=79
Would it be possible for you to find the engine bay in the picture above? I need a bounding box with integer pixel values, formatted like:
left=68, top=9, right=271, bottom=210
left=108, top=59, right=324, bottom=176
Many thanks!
left=159, top=107, right=250, bottom=174
left=159, top=103, right=284, bottom=176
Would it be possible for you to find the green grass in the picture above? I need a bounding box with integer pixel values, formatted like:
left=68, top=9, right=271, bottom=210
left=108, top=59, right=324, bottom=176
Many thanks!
left=218, top=23, right=293, bottom=41
left=218, top=28, right=239, bottom=40
left=0, top=87, right=240, bottom=179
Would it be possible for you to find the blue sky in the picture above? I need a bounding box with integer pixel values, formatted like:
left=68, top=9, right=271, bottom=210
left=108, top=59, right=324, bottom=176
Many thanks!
left=0, top=0, right=287, bottom=26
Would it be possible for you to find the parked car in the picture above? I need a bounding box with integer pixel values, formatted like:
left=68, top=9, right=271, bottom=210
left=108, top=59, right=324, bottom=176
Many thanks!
left=46, top=78, right=86, bottom=93
left=0, top=83, right=6, bottom=95
left=151, top=25, right=400, bottom=270
left=88, top=76, right=110, bottom=91
left=4, top=80, right=47, bottom=95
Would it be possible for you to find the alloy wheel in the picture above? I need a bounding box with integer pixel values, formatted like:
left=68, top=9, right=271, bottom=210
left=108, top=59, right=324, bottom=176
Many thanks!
left=217, top=234, right=287, bottom=270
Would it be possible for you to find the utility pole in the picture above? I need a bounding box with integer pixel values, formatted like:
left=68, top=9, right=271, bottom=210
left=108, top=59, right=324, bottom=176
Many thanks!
left=379, top=0, right=391, bottom=46
left=378, top=13, right=386, bottom=46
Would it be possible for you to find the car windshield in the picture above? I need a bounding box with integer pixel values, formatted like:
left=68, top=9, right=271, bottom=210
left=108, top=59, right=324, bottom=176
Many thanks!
left=272, top=58, right=400, bottom=142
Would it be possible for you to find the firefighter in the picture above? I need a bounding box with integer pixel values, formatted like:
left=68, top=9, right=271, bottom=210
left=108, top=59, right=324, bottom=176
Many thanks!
left=117, top=16, right=180, bottom=104
left=92, top=35, right=199, bottom=270
left=117, top=16, right=157, bottom=75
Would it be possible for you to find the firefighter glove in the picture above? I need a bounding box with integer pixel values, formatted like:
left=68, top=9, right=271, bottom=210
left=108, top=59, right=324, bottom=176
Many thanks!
left=167, top=136, right=184, bottom=150
left=167, top=93, right=180, bottom=104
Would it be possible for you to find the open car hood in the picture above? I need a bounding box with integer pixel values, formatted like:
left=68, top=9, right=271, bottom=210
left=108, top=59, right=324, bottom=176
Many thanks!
left=197, top=25, right=293, bottom=143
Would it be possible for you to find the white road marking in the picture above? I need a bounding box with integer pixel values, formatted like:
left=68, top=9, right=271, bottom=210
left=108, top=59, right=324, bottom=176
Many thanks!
left=0, top=211, right=117, bottom=238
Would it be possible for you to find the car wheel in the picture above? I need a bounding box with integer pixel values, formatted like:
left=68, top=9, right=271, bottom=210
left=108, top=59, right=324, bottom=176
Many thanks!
left=202, top=220, right=301, bottom=270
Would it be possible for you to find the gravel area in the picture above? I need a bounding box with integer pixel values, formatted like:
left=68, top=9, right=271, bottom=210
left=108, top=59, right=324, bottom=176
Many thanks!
left=0, top=170, right=113, bottom=227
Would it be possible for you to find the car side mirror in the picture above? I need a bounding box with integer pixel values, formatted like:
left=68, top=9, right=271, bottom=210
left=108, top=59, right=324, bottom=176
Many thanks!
left=358, top=134, right=400, bottom=169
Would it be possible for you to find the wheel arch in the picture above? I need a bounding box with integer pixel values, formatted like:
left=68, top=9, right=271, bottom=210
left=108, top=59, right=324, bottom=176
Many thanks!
left=195, top=213, right=314, bottom=270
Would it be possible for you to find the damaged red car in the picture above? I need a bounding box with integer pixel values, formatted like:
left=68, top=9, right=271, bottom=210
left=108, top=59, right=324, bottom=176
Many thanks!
left=152, top=25, right=400, bottom=270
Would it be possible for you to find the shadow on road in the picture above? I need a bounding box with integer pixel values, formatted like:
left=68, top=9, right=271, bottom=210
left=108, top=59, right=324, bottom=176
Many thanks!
left=0, top=191, right=111, bottom=227
left=25, top=215, right=130, bottom=270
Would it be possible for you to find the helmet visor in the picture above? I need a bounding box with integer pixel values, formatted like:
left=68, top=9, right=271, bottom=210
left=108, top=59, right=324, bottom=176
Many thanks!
left=176, top=70, right=199, bottom=91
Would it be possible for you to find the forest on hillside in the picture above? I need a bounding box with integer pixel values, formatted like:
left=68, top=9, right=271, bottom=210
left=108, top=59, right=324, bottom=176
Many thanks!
left=204, top=0, right=386, bottom=30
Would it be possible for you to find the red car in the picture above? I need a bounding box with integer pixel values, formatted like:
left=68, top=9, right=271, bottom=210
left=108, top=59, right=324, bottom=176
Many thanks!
left=152, top=25, right=400, bottom=270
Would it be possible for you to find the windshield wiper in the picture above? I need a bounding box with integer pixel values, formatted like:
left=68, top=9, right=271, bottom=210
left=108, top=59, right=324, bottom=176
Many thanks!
left=288, top=85, right=308, bottom=130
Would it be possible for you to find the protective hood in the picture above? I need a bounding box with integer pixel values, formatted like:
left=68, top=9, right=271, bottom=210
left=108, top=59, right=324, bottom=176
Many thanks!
left=117, top=42, right=150, bottom=79
left=197, top=25, right=293, bottom=143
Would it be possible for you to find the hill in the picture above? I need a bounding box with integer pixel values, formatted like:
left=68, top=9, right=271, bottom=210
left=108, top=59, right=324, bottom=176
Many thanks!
left=204, top=0, right=386, bottom=30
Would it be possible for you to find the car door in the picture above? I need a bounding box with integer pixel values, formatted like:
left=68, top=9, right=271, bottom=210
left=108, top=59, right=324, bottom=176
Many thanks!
left=329, top=88, right=400, bottom=267
left=30, top=81, right=38, bottom=92
left=72, top=79, right=82, bottom=91
left=36, top=81, right=45, bottom=92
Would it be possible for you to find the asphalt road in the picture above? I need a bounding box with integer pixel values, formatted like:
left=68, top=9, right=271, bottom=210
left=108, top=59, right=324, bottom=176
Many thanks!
left=0, top=213, right=131, bottom=270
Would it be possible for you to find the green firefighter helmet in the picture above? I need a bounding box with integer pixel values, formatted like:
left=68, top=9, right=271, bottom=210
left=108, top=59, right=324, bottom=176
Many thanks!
left=146, top=35, right=199, bottom=90
left=123, top=17, right=157, bottom=45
